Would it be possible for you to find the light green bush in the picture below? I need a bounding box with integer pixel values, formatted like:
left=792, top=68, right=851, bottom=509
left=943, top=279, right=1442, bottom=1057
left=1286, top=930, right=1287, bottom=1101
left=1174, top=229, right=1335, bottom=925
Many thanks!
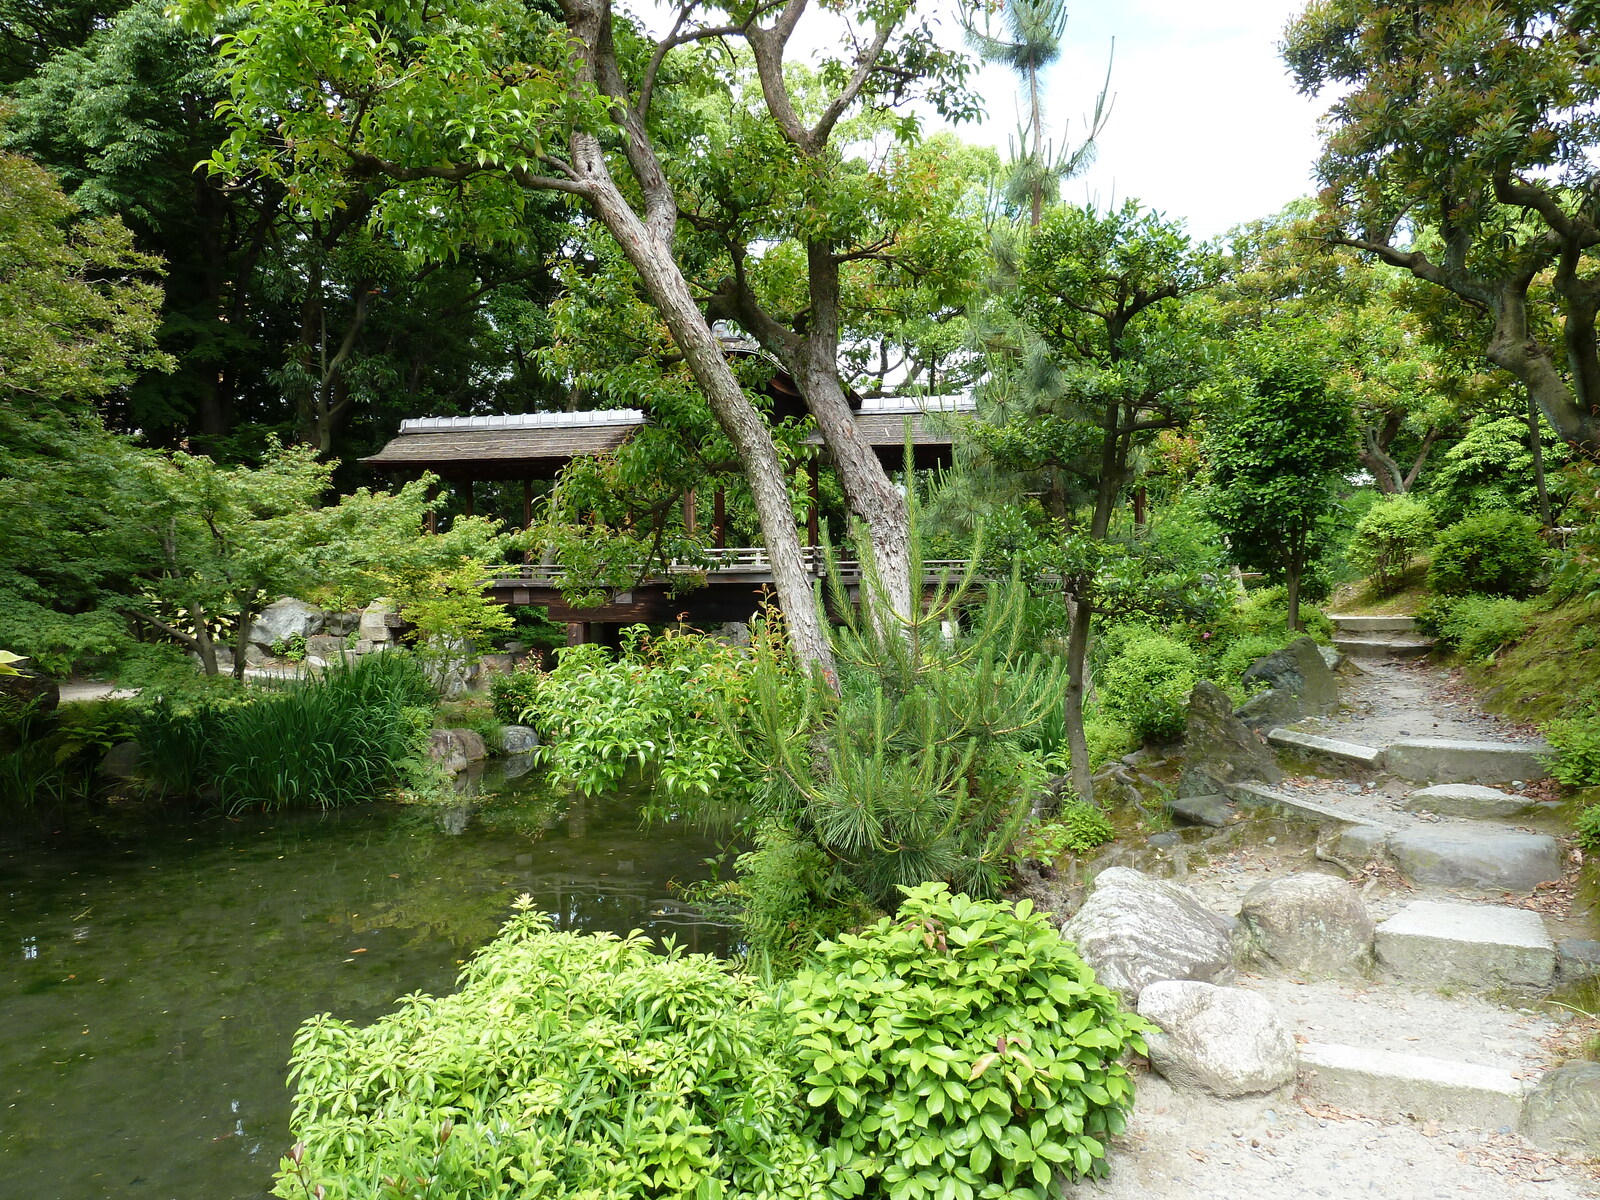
left=275, top=903, right=827, bottom=1200
left=1416, top=596, right=1532, bottom=660
left=786, top=883, right=1146, bottom=1198
left=1348, top=495, right=1437, bottom=595
left=1427, top=511, right=1547, bottom=597
left=1221, top=585, right=1335, bottom=644
left=1575, top=803, right=1600, bottom=853
left=1098, top=631, right=1199, bottom=743
left=1543, top=716, right=1600, bottom=788
left=1008, top=802, right=1116, bottom=869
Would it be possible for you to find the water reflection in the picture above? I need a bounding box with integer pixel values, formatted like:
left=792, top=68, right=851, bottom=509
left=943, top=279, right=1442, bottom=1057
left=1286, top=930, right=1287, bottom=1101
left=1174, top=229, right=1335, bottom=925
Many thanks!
left=0, top=771, right=733, bottom=1200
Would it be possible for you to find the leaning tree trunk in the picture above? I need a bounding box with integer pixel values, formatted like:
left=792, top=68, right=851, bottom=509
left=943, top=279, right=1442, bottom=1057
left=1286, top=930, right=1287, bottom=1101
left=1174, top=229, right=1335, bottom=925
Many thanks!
left=1062, top=593, right=1095, bottom=803
left=587, top=185, right=836, bottom=679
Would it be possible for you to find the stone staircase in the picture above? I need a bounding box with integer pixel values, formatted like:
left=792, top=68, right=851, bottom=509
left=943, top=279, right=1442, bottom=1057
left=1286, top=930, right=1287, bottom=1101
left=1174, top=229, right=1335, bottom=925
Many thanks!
left=1123, top=638, right=1597, bottom=1175
left=1328, top=611, right=1436, bottom=660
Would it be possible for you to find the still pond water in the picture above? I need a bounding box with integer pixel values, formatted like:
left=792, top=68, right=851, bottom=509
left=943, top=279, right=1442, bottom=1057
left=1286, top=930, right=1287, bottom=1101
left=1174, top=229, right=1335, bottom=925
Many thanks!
left=0, top=768, right=732, bottom=1199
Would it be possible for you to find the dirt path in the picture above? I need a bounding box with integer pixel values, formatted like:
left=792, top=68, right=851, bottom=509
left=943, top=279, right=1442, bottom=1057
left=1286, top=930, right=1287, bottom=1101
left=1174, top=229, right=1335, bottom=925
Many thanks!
left=1294, top=657, right=1544, bottom=748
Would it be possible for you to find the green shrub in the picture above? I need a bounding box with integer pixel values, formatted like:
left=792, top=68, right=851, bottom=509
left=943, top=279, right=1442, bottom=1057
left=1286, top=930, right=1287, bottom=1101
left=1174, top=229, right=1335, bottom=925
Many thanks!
left=1427, top=511, right=1547, bottom=597
left=786, top=883, right=1146, bottom=1197
left=1543, top=715, right=1600, bottom=788
left=489, top=663, right=541, bottom=722
left=1221, top=585, right=1335, bottom=644
left=733, top=826, right=877, bottom=975
left=1575, top=804, right=1600, bottom=853
left=1347, top=495, right=1437, bottom=595
left=1207, top=630, right=1299, bottom=693
left=275, top=902, right=826, bottom=1200
left=1098, top=632, right=1199, bottom=743
left=1009, top=802, right=1116, bottom=869
left=1416, top=596, right=1532, bottom=660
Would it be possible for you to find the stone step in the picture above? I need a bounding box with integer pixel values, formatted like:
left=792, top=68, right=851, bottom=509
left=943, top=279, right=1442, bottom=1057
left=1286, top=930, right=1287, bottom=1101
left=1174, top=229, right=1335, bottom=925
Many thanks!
left=1298, top=1041, right=1528, bottom=1129
left=1227, top=781, right=1394, bottom=829
left=1166, top=793, right=1236, bottom=828
left=1401, top=783, right=1530, bottom=819
left=1385, top=827, right=1564, bottom=894
left=1333, top=635, right=1436, bottom=659
left=1328, top=614, right=1419, bottom=633
left=1375, top=900, right=1556, bottom=988
left=1383, top=737, right=1552, bottom=785
left=1267, top=727, right=1386, bottom=773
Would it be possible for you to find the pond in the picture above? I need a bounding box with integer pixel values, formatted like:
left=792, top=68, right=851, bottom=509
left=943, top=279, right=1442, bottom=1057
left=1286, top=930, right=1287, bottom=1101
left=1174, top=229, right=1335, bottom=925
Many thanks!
left=0, top=768, right=735, bottom=1200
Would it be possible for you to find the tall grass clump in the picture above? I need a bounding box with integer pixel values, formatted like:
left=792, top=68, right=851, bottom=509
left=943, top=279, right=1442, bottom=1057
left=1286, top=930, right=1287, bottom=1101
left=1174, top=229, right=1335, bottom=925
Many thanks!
left=140, top=653, right=435, bottom=811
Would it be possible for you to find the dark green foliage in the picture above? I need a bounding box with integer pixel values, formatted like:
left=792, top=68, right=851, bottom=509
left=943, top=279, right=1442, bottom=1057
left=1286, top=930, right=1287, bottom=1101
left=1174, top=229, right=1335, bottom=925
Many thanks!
left=138, top=653, right=435, bottom=811
left=733, top=826, right=877, bottom=976
left=786, top=884, right=1146, bottom=1196
left=1428, top=511, right=1548, bottom=598
left=275, top=903, right=827, bottom=1200
left=1427, top=415, right=1569, bottom=526
left=489, top=663, right=541, bottom=723
left=1348, top=495, right=1437, bottom=595
left=1416, top=596, right=1533, bottom=660
left=1097, top=631, right=1199, bottom=743
left=1575, top=803, right=1600, bottom=853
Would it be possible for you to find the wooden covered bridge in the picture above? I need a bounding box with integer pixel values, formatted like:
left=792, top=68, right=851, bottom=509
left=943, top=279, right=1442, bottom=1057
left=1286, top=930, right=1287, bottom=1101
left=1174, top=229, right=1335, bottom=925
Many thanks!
left=363, top=392, right=973, bottom=643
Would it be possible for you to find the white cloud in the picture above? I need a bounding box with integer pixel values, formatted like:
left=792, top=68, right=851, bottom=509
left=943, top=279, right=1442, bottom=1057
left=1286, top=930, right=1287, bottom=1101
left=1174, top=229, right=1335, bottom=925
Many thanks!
left=954, top=0, right=1329, bottom=237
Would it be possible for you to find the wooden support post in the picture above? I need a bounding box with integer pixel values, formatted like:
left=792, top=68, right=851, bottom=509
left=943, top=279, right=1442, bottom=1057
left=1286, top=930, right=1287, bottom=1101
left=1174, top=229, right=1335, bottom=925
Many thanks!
left=683, top=487, right=697, bottom=534
left=713, top=488, right=727, bottom=549
left=523, top=479, right=535, bottom=565
left=566, top=622, right=587, bottom=647
left=806, top=458, right=820, bottom=551
left=462, top=479, right=474, bottom=518
left=425, top=482, right=438, bottom=535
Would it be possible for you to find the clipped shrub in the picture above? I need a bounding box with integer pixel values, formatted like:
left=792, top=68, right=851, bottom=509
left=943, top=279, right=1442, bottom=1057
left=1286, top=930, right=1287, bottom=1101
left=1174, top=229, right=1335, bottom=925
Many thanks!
left=489, top=663, right=541, bottom=723
left=1427, top=511, right=1547, bottom=597
left=786, top=883, right=1146, bottom=1197
left=1543, top=715, right=1600, bottom=788
left=275, top=902, right=827, bottom=1200
left=1415, top=596, right=1532, bottom=660
left=1221, top=584, right=1335, bottom=644
left=1098, top=631, right=1199, bottom=743
left=1347, top=494, right=1436, bottom=595
left=1207, top=630, right=1299, bottom=694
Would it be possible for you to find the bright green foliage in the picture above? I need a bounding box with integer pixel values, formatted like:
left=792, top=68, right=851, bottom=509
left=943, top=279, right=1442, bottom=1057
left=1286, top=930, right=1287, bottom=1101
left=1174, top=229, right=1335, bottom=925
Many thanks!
left=1416, top=596, right=1532, bottom=661
left=1428, top=415, right=1569, bottom=526
left=732, top=826, right=880, bottom=976
left=1427, top=512, right=1548, bottom=598
left=512, top=627, right=768, bottom=810
left=1542, top=716, right=1600, bottom=789
left=1575, top=803, right=1600, bottom=853
left=137, top=653, right=435, bottom=810
left=1219, top=585, right=1335, bottom=647
left=275, top=902, right=827, bottom=1200
left=1007, top=804, right=1116, bottom=870
left=1206, top=340, right=1356, bottom=629
left=1097, top=632, right=1200, bottom=744
left=786, top=884, right=1146, bottom=1197
left=1348, top=495, right=1437, bottom=596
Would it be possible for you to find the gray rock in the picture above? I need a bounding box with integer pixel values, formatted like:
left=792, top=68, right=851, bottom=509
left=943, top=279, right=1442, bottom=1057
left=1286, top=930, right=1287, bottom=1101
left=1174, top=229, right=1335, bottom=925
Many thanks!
left=1238, top=873, right=1375, bottom=976
left=1522, top=1062, right=1600, bottom=1156
left=1387, top=828, right=1563, bottom=893
left=244, top=643, right=271, bottom=667
left=1557, top=939, right=1600, bottom=983
left=358, top=600, right=398, bottom=644
left=1167, top=793, right=1235, bottom=828
left=476, top=653, right=516, bottom=680
left=450, top=728, right=488, bottom=763
left=305, top=634, right=348, bottom=658
left=321, top=611, right=360, bottom=638
left=1233, top=686, right=1305, bottom=732
left=1061, top=866, right=1235, bottom=1002
left=427, top=729, right=473, bottom=774
left=1317, top=824, right=1393, bottom=871
left=1137, top=981, right=1297, bottom=1098
left=1241, top=636, right=1339, bottom=713
left=1147, top=831, right=1183, bottom=849
left=501, top=724, right=540, bottom=754
left=98, top=740, right=143, bottom=780
left=1401, top=783, right=1529, bottom=819
left=1382, top=738, right=1552, bottom=785
left=0, top=668, right=59, bottom=715
left=249, top=597, right=325, bottom=647
left=1180, top=680, right=1281, bottom=796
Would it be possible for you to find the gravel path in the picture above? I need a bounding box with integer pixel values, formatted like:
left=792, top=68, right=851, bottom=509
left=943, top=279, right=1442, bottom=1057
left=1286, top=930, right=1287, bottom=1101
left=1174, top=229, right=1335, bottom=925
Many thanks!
left=1292, top=657, right=1545, bottom=748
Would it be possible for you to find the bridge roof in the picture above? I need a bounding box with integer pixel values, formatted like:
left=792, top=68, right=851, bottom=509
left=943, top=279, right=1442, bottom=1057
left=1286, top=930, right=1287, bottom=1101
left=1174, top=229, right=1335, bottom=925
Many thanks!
left=361, top=410, right=646, bottom=480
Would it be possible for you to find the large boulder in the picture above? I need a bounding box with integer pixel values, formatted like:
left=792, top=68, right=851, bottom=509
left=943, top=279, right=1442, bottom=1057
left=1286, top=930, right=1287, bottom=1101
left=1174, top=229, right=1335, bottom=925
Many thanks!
left=98, top=740, right=143, bottom=780
left=1522, top=1062, right=1600, bottom=1156
left=1060, top=867, right=1235, bottom=1003
left=358, top=600, right=398, bottom=644
left=501, top=725, right=540, bottom=754
left=1180, top=679, right=1282, bottom=797
left=1137, top=981, right=1298, bottom=1097
left=1235, top=636, right=1339, bottom=730
left=249, top=598, right=325, bottom=647
left=427, top=728, right=488, bottom=773
left=1238, top=873, right=1375, bottom=976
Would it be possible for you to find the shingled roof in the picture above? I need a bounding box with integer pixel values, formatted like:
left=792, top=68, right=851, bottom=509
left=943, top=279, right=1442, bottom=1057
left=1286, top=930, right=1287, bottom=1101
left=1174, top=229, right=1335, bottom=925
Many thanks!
left=361, top=410, right=646, bottom=480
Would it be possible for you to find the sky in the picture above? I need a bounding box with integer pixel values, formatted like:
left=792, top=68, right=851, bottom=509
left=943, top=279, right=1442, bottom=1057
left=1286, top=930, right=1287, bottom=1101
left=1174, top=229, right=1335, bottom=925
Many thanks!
left=955, top=0, right=1329, bottom=238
